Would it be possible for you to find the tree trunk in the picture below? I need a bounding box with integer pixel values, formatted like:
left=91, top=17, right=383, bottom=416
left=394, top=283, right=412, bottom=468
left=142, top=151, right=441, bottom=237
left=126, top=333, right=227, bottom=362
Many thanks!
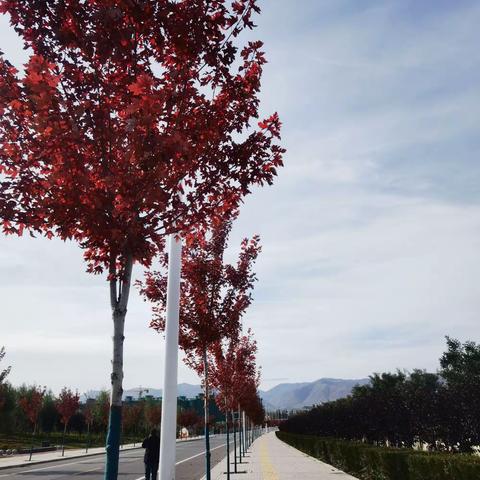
left=225, top=405, right=230, bottom=480
left=233, top=411, right=237, bottom=473
left=104, top=254, right=133, bottom=480
left=203, top=349, right=211, bottom=480
left=86, top=422, right=90, bottom=453
left=61, top=423, right=67, bottom=456
left=28, top=423, right=36, bottom=461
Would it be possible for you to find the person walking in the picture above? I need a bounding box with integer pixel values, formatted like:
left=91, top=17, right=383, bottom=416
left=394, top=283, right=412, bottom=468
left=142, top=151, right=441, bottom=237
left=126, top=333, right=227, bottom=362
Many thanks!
left=142, top=429, right=160, bottom=480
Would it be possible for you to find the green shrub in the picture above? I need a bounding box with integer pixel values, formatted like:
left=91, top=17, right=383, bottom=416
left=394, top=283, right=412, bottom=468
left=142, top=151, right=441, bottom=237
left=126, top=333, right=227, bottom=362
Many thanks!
left=276, top=432, right=480, bottom=480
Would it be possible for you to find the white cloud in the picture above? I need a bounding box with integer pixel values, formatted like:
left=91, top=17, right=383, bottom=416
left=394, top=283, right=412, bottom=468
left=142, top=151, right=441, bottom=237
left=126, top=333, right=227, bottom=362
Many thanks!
left=2, top=1, right=480, bottom=394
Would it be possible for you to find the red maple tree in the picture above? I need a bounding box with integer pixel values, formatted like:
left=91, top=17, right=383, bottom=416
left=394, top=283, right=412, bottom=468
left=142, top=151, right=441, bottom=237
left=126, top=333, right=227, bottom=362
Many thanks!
left=122, top=403, right=143, bottom=443
left=145, top=402, right=162, bottom=428
left=141, top=214, right=260, bottom=356
left=18, top=386, right=45, bottom=461
left=19, top=386, right=45, bottom=428
left=0, top=1, right=283, bottom=477
left=211, top=330, right=261, bottom=472
left=178, top=408, right=201, bottom=431
left=211, top=330, right=258, bottom=414
left=56, top=387, right=80, bottom=456
left=140, top=214, right=260, bottom=478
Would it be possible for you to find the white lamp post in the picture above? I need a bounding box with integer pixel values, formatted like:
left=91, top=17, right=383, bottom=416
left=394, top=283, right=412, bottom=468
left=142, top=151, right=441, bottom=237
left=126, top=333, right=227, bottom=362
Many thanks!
left=159, top=233, right=182, bottom=480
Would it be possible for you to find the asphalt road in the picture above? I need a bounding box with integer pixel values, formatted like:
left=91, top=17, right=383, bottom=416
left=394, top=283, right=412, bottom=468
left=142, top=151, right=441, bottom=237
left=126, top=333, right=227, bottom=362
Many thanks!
left=0, top=435, right=235, bottom=480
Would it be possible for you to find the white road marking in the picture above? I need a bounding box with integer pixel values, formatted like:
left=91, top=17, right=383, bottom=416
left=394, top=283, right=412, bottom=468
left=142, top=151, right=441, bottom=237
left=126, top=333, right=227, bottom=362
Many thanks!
left=134, top=441, right=231, bottom=480
left=0, top=439, right=231, bottom=479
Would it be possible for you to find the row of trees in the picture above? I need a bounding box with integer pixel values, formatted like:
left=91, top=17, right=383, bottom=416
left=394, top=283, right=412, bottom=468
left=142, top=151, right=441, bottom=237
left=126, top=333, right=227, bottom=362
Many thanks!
left=140, top=213, right=266, bottom=479
left=0, top=209, right=266, bottom=477
left=280, top=338, right=480, bottom=453
left=0, top=385, right=147, bottom=438
left=0, top=0, right=282, bottom=479
left=0, top=376, right=223, bottom=448
left=1, top=344, right=264, bottom=478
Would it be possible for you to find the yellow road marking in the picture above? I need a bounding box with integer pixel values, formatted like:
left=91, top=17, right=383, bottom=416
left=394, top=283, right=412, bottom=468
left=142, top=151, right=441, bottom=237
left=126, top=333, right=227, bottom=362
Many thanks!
left=259, top=437, right=279, bottom=480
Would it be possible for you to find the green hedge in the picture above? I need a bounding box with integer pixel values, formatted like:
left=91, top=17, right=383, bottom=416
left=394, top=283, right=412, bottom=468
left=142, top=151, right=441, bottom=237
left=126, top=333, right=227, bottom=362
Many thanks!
left=276, top=431, right=480, bottom=480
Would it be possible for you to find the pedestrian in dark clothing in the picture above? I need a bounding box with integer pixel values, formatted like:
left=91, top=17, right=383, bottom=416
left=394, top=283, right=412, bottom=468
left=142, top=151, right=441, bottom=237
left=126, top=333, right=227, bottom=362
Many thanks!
left=142, top=429, right=160, bottom=480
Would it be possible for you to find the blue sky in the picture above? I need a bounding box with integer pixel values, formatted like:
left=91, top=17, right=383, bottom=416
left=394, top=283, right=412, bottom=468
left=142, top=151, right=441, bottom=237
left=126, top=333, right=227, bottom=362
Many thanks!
left=1, top=0, right=480, bottom=393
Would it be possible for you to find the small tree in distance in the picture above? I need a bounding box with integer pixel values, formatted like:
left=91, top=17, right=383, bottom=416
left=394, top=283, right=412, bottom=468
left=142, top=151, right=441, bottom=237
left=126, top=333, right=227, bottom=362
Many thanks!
left=178, top=408, right=201, bottom=435
left=211, top=330, right=260, bottom=476
left=18, top=386, right=45, bottom=461
left=56, top=387, right=80, bottom=456
left=93, top=390, right=110, bottom=444
left=83, top=403, right=94, bottom=453
left=145, top=403, right=162, bottom=430
left=122, top=403, right=143, bottom=446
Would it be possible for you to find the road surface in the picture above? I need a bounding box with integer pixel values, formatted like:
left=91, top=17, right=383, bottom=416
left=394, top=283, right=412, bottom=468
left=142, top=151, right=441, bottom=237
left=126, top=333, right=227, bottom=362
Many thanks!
left=0, top=435, right=234, bottom=480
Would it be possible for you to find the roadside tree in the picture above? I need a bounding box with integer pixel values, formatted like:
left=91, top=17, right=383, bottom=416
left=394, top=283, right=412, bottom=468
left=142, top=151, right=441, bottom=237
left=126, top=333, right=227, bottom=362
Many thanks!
left=145, top=402, right=162, bottom=429
left=18, top=386, right=45, bottom=460
left=56, top=387, right=80, bottom=456
left=0, top=1, right=283, bottom=477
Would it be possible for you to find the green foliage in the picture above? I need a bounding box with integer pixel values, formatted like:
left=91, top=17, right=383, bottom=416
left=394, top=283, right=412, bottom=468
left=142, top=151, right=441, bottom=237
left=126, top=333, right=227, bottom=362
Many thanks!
left=92, top=390, right=110, bottom=430
left=276, top=432, right=480, bottom=480
left=0, top=384, right=234, bottom=441
left=0, top=383, right=16, bottom=433
left=281, top=338, right=480, bottom=452
left=39, top=392, right=60, bottom=433
left=438, top=337, right=480, bottom=451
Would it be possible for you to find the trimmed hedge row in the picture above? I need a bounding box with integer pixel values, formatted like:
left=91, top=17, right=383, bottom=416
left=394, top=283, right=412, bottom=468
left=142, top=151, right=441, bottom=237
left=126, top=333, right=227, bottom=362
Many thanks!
left=276, top=431, right=480, bottom=480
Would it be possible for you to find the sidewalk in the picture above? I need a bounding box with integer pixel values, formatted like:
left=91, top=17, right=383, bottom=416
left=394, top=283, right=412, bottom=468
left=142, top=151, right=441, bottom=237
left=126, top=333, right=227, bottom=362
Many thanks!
left=208, top=431, right=359, bottom=480
left=0, top=443, right=141, bottom=470
left=0, top=434, right=207, bottom=471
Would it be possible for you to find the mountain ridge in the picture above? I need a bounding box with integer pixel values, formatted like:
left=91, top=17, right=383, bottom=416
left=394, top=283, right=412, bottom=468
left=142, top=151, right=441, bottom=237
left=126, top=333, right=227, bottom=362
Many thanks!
left=259, top=377, right=370, bottom=410
left=85, top=377, right=368, bottom=409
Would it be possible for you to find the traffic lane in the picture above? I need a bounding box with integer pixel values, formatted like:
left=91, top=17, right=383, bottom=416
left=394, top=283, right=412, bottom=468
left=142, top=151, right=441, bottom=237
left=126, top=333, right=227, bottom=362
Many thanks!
left=0, top=435, right=232, bottom=480
left=0, top=448, right=143, bottom=480
left=176, top=437, right=234, bottom=480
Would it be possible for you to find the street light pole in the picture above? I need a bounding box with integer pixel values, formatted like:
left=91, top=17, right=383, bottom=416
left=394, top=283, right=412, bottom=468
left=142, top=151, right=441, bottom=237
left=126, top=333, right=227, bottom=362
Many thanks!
left=159, top=233, right=183, bottom=480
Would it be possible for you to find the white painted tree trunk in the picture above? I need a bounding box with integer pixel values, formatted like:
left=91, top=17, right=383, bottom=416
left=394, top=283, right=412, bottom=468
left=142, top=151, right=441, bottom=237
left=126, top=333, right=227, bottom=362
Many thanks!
left=104, top=254, right=133, bottom=480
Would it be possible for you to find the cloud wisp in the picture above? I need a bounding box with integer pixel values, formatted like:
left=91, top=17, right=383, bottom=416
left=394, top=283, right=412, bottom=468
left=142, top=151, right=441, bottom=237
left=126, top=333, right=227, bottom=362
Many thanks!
left=1, top=1, right=480, bottom=393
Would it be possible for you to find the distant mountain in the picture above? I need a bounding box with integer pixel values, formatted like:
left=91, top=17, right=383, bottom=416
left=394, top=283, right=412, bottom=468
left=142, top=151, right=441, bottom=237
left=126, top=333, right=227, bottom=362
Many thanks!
left=84, top=378, right=368, bottom=408
left=260, top=378, right=369, bottom=410
left=177, top=383, right=203, bottom=398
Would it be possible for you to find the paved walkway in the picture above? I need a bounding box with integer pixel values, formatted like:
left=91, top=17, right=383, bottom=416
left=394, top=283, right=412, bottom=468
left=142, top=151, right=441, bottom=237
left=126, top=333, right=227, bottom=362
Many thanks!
left=207, top=431, right=358, bottom=480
